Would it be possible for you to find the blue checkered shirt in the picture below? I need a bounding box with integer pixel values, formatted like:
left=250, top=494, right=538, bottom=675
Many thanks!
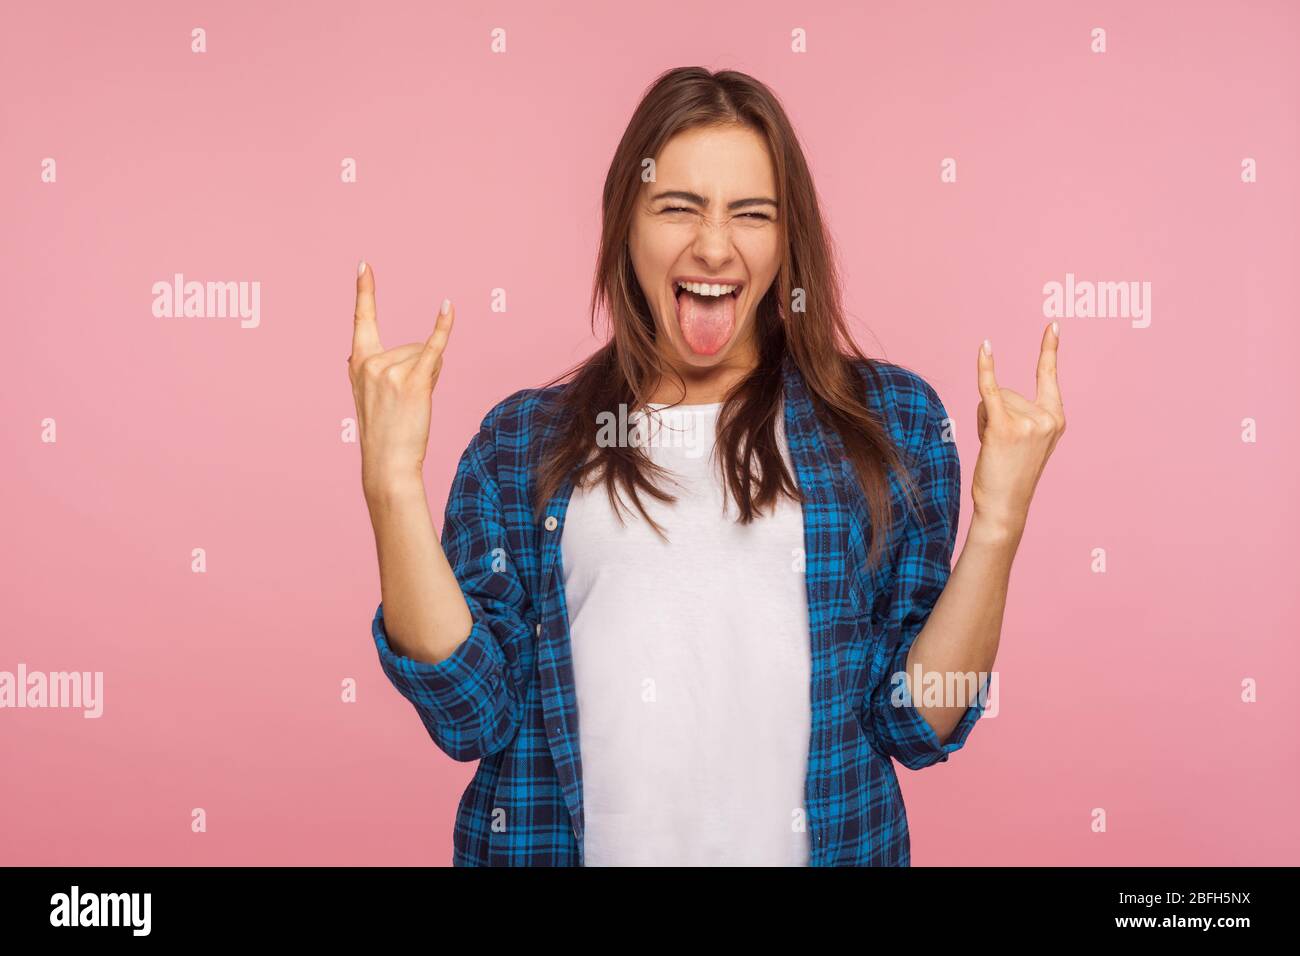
left=371, top=353, right=988, bottom=865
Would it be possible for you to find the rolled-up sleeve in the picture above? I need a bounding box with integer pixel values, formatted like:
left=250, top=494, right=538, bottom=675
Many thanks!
left=371, top=423, right=533, bottom=762
left=868, top=377, right=989, bottom=771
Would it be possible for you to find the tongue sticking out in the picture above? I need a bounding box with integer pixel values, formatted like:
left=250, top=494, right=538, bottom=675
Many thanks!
left=674, top=289, right=736, bottom=356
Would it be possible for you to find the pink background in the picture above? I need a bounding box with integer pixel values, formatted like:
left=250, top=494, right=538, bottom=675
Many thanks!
left=2, top=0, right=1297, bottom=865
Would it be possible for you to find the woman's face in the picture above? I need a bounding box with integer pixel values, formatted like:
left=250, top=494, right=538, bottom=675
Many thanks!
left=628, top=124, right=781, bottom=376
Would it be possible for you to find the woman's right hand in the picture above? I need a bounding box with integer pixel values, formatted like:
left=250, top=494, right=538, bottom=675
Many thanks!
left=348, top=261, right=456, bottom=497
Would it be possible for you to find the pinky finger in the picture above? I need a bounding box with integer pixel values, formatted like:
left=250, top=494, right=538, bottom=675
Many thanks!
left=415, top=298, right=455, bottom=381
left=977, top=338, right=1005, bottom=421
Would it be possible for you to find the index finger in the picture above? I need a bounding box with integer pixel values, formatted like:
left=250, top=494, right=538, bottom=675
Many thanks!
left=1034, top=320, right=1063, bottom=413
left=351, top=260, right=382, bottom=360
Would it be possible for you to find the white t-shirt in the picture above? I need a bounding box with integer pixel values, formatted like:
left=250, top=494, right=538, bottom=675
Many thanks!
left=560, top=399, right=812, bottom=866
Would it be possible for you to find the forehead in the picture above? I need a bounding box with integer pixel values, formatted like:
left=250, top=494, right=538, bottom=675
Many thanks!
left=647, top=124, right=777, bottom=199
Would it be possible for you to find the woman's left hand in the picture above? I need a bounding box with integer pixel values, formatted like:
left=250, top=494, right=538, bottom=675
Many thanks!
left=970, top=321, right=1066, bottom=535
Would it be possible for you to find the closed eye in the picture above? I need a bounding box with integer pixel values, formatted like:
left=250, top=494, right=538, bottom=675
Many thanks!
left=660, top=206, right=773, bottom=221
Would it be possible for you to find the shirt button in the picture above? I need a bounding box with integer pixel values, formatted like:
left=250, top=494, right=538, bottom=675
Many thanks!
left=535, top=623, right=542, bottom=637
left=544, top=515, right=558, bottom=531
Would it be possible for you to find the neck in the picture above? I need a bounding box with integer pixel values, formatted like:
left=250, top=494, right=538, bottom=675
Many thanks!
left=647, top=336, right=759, bottom=405
left=645, top=361, right=755, bottom=404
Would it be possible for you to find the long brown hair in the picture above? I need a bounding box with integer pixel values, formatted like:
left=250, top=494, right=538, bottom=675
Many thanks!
left=533, top=66, right=921, bottom=570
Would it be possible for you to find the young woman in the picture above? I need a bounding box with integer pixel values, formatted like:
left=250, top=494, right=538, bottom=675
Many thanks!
left=348, top=67, right=1065, bottom=866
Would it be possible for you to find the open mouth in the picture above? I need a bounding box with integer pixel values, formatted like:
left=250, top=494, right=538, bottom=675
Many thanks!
left=671, top=280, right=743, bottom=356
left=673, top=279, right=744, bottom=299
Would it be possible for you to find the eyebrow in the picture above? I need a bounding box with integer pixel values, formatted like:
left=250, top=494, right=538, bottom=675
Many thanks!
left=649, top=189, right=778, bottom=211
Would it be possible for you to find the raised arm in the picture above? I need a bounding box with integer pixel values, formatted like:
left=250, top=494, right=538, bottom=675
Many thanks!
left=349, top=262, right=530, bottom=761
left=872, top=324, right=1066, bottom=769
left=349, top=261, right=472, bottom=665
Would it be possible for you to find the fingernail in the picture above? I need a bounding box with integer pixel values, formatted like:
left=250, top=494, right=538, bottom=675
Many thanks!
left=982, top=338, right=993, bottom=356
left=358, top=260, right=366, bottom=276
left=1051, top=321, right=1060, bottom=336
left=440, top=298, right=452, bottom=316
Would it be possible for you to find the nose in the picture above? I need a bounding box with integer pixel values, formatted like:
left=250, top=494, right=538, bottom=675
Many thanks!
left=689, top=214, right=739, bottom=260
